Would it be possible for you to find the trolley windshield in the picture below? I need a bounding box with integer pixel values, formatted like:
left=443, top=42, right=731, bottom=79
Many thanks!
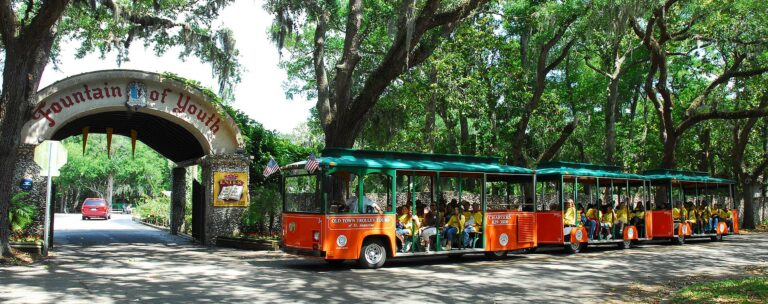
left=283, top=172, right=321, bottom=213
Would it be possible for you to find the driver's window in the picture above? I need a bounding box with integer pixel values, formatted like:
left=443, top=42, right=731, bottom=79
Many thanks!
left=327, top=171, right=358, bottom=214
left=363, top=173, right=392, bottom=214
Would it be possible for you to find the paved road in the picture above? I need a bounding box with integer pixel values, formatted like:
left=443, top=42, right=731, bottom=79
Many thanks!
left=1, top=213, right=766, bottom=303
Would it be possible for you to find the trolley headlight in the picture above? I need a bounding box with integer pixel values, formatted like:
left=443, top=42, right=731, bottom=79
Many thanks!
left=313, top=231, right=320, bottom=241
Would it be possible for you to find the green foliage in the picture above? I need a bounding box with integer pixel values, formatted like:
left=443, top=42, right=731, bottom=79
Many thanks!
left=134, top=196, right=171, bottom=226
left=242, top=187, right=280, bottom=228
left=671, top=277, right=768, bottom=303
left=56, top=134, right=171, bottom=205
left=52, top=0, right=242, bottom=96
left=9, top=192, right=36, bottom=232
left=288, top=0, right=768, bottom=183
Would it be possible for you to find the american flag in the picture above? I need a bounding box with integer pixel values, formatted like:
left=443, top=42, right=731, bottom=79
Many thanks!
left=305, top=153, right=319, bottom=173
left=263, top=157, right=279, bottom=177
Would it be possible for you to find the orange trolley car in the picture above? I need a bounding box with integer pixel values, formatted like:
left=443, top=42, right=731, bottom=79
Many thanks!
left=534, top=162, right=652, bottom=253
left=281, top=149, right=537, bottom=268
left=643, top=169, right=737, bottom=244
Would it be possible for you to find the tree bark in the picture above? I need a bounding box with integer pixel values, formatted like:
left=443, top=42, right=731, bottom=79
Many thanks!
left=742, top=183, right=758, bottom=229
left=510, top=13, right=578, bottom=166
left=0, top=0, right=70, bottom=257
left=538, top=118, right=579, bottom=163
left=423, top=66, right=437, bottom=152
left=459, top=110, right=470, bottom=154
left=316, top=0, right=487, bottom=148
left=106, top=173, right=114, bottom=206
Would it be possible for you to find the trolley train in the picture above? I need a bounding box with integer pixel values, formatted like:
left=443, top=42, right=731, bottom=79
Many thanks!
left=280, top=149, right=737, bottom=268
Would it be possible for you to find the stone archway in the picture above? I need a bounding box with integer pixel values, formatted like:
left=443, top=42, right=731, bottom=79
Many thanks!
left=14, top=70, right=250, bottom=247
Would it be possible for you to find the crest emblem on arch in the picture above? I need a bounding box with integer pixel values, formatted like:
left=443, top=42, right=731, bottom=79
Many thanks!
left=126, top=81, right=148, bottom=110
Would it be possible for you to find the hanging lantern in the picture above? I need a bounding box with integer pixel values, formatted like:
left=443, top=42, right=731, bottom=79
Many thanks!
left=130, top=129, right=138, bottom=159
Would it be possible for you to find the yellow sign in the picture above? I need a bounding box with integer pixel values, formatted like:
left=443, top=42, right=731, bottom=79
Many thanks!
left=213, top=172, right=248, bottom=207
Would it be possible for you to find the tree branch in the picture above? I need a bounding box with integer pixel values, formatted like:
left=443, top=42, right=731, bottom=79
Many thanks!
left=686, top=60, right=768, bottom=116
left=0, top=0, right=18, bottom=47
left=333, top=0, right=363, bottom=112
left=19, top=0, right=70, bottom=45
left=677, top=107, right=768, bottom=135
left=314, top=12, right=332, bottom=131
left=538, top=118, right=579, bottom=163
left=583, top=56, right=612, bottom=79
left=344, top=0, right=486, bottom=128
left=750, top=156, right=768, bottom=181
left=544, top=39, right=574, bottom=73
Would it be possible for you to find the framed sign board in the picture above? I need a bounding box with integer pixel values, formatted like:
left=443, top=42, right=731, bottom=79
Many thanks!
left=213, top=172, right=248, bottom=207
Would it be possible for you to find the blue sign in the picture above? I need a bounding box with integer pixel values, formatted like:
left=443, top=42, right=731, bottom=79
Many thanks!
left=20, top=179, right=33, bottom=191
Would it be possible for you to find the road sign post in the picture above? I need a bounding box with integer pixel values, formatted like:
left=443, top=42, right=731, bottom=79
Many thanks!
left=34, top=141, right=67, bottom=256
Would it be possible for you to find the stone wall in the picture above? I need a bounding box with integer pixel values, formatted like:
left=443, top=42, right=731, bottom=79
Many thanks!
left=201, top=153, right=250, bottom=245
left=12, top=144, right=47, bottom=240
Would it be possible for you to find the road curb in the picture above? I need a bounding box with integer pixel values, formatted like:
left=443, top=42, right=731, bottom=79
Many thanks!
left=133, top=217, right=194, bottom=241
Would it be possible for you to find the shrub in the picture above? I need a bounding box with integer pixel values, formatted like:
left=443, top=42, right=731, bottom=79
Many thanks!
left=9, top=192, right=36, bottom=232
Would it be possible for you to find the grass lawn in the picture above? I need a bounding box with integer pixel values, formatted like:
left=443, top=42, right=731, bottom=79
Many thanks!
left=671, top=277, right=768, bottom=303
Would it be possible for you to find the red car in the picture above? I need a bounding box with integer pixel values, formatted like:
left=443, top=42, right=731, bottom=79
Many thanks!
left=81, top=198, right=111, bottom=220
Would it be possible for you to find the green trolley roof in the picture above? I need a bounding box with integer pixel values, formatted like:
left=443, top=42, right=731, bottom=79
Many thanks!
left=642, top=169, right=734, bottom=184
left=535, top=161, right=644, bottom=179
left=284, top=148, right=533, bottom=174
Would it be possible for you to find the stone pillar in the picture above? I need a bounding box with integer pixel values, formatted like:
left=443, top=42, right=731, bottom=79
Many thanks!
left=201, top=153, right=250, bottom=245
left=170, top=167, right=187, bottom=235
left=12, top=144, right=46, bottom=242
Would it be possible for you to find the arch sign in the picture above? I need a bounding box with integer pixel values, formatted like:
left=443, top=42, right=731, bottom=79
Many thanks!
left=21, top=70, right=244, bottom=157
left=12, top=70, right=250, bottom=248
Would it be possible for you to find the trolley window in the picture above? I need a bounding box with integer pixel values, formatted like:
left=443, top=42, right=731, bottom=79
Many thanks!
left=284, top=174, right=321, bottom=213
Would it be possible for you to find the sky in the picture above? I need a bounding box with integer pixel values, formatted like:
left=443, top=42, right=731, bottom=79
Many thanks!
left=39, top=0, right=313, bottom=135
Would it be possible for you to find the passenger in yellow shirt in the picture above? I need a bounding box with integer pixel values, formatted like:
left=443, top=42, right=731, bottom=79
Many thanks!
left=697, top=204, right=709, bottom=233
left=563, top=199, right=576, bottom=227
left=630, top=202, right=646, bottom=237
left=463, top=202, right=483, bottom=248
left=600, top=205, right=615, bottom=240
left=584, top=204, right=600, bottom=240
left=672, top=206, right=681, bottom=221
left=615, top=202, right=629, bottom=238
left=396, top=205, right=418, bottom=252
left=684, top=202, right=697, bottom=226
left=719, top=206, right=733, bottom=232
left=461, top=200, right=473, bottom=222
left=443, top=206, right=465, bottom=250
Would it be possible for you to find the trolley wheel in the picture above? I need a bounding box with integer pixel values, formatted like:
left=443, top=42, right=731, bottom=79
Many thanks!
left=564, top=242, right=581, bottom=254
left=710, top=234, right=723, bottom=242
left=485, top=250, right=508, bottom=259
left=358, top=239, right=387, bottom=269
left=619, top=240, right=632, bottom=250
left=672, top=235, right=685, bottom=245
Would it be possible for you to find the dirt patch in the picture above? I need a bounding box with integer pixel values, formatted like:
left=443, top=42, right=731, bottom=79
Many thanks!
left=608, top=265, right=768, bottom=303
left=742, top=224, right=768, bottom=234
left=0, top=248, right=47, bottom=266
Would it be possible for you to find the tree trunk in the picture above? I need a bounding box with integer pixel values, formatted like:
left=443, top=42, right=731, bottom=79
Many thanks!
left=698, top=128, right=712, bottom=174
left=424, top=66, right=437, bottom=152
left=605, top=76, right=620, bottom=165
left=73, top=188, right=81, bottom=213
left=660, top=135, right=677, bottom=169
left=742, top=182, right=758, bottom=229
left=459, top=110, right=470, bottom=154
left=106, top=174, right=114, bottom=205
left=0, top=29, right=59, bottom=257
